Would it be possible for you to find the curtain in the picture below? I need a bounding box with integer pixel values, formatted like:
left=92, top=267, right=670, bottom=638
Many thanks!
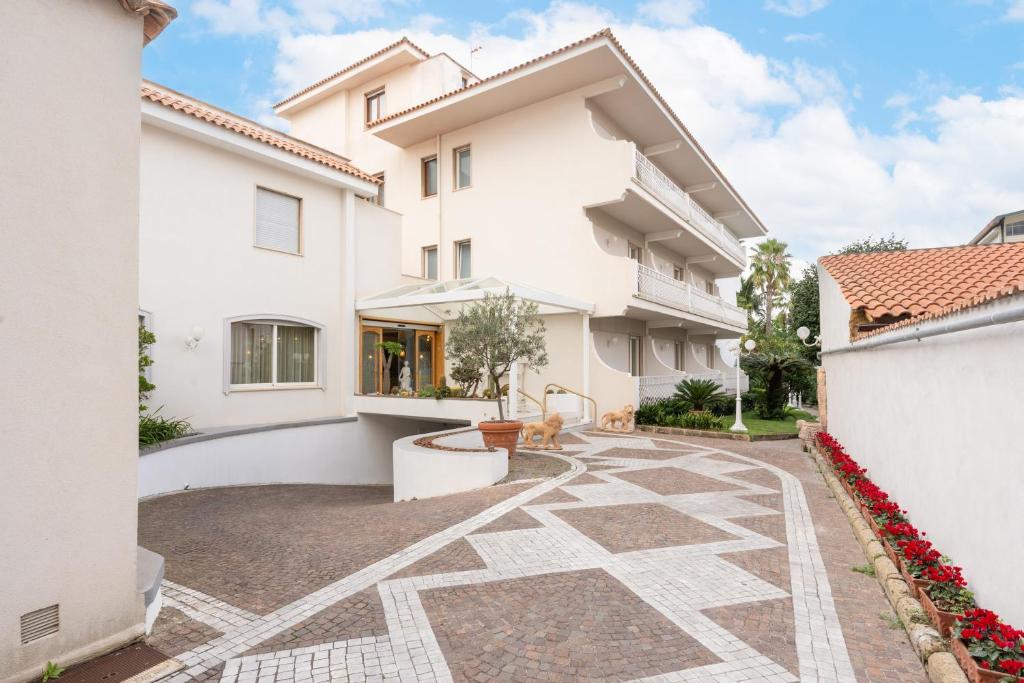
left=277, top=325, right=315, bottom=383
left=231, top=323, right=272, bottom=384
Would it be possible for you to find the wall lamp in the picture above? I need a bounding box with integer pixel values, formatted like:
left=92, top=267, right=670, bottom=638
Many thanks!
left=185, top=326, right=205, bottom=351
left=796, top=326, right=821, bottom=348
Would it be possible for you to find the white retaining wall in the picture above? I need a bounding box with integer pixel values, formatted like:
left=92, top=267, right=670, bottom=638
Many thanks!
left=820, top=269, right=1024, bottom=625
left=139, top=415, right=434, bottom=498
left=392, top=429, right=508, bottom=502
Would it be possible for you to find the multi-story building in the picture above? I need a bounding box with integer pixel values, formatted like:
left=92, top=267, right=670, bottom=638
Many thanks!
left=969, top=209, right=1024, bottom=245
left=273, top=29, right=766, bottom=419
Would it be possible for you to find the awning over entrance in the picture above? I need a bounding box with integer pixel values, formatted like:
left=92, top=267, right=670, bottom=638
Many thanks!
left=356, top=277, right=595, bottom=323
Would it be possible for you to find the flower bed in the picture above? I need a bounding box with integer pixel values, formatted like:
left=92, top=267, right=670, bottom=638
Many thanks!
left=815, top=432, right=1024, bottom=680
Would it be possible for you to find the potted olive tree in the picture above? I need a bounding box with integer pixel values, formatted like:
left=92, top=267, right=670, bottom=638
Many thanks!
left=446, top=289, right=547, bottom=456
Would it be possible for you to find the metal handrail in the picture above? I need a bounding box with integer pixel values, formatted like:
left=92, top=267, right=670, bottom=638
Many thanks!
left=543, top=383, right=597, bottom=422
left=516, top=388, right=546, bottom=418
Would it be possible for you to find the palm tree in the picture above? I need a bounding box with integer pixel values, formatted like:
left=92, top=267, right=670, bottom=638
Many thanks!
left=736, top=275, right=763, bottom=329
left=672, top=378, right=729, bottom=413
left=749, top=239, right=793, bottom=335
left=741, top=351, right=810, bottom=419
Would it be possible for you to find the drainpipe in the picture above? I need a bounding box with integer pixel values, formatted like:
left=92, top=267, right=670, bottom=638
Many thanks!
left=822, top=296, right=1024, bottom=355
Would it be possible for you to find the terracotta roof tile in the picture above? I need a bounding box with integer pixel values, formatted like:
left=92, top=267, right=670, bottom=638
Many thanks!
left=142, top=82, right=380, bottom=185
left=820, top=243, right=1024, bottom=338
left=274, top=37, right=431, bottom=109
left=119, top=0, right=177, bottom=44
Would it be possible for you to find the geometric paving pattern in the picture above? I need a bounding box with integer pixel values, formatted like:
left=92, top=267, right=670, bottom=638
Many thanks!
left=156, top=432, right=860, bottom=682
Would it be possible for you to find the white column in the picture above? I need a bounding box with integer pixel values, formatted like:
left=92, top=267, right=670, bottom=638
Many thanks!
left=508, top=360, right=519, bottom=419
left=341, top=190, right=357, bottom=416
left=581, top=314, right=591, bottom=423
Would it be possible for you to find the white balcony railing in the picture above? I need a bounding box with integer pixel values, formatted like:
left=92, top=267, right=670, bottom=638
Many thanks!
left=637, top=371, right=748, bottom=406
left=633, top=150, right=746, bottom=264
left=634, top=262, right=747, bottom=328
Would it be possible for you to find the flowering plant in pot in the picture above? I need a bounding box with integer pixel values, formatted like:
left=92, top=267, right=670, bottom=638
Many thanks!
left=952, top=609, right=1024, bottom=682
left=896, top=538, right=941, bottom=598
left=921, top=563, right=975, bottom=636
left=446, top=289, right=548, bottom=457
left=880, top=520, right=920, bottom=568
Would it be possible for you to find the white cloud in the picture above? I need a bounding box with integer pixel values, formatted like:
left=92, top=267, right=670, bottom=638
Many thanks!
left=638, top=0, right=705, bottom=26
left=764, top=0, right=830, bottom=18
left=783, top=32, right=824, bottom=43
left=193, top=0, right=400, bottom=36
left=1005, top=0, right=1024, bottom=21
left=216, top=1, right=1024, bottom=262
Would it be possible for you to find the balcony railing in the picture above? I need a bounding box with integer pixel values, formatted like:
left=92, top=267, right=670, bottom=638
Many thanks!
left=633, top=150, right=746, bottom=264
left=634, top=263, right=747, bottom=328
left=637, top=371, right=748, bottom=406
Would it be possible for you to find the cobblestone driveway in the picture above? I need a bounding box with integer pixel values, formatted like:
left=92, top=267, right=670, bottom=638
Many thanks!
left=140, top=433, right=926, bottom=682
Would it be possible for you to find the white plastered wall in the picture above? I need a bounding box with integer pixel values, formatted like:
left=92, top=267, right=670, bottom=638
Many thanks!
left=820, top=268, right=1024, bottom=625
left=0, top=2, right=146, bottom=680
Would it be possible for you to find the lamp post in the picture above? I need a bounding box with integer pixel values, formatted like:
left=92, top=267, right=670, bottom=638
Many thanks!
left=730, top=338, right=756, bottom=433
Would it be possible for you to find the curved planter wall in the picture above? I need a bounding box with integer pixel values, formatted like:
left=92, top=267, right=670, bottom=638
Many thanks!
left=393, top=428, right=509, bottom=502
left=138, top=415, right=433, bottom=498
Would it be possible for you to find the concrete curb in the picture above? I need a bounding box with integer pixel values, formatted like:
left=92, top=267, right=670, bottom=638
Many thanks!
left=805, top=441, right=968, bottom=683
left=635, top=424, right=797, bottom=442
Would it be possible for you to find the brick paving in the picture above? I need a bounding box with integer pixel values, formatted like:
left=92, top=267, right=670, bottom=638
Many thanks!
left=499, top=451, right=572, bottom=483
left=142, top=431, right=926, bottom=682
left=147, top=607, right=223, bottom=658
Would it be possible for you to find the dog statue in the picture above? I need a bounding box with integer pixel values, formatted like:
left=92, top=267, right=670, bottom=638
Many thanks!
left=600, top=404, right=635, bottom=432
left=521, top=412, right=565, bottom=450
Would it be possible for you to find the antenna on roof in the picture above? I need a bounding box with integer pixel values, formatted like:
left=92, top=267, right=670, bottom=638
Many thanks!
left=469, top=45, right=483, bottom=71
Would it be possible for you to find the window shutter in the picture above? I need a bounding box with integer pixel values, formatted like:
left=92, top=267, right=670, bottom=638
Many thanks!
left=255, top=188, right=300, bottom=253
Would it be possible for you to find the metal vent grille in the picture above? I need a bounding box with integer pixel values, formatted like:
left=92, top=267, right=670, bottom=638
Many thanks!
left=20, top=604, right=59, bottom=644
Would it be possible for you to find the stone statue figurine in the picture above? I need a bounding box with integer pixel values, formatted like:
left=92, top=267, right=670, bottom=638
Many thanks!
left=398, top=361, right=412, bottom=392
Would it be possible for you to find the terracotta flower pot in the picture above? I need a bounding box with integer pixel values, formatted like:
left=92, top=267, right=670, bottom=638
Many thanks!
left=882, top=537, right=902, bottom=571
left=920, top=590, right=960, bottom=637
left=478, top=420, right=523, bottom=458
left=899, top=564, right=932, bottom=601
left=951, top=637, right=1024, bottom=683
left=867, top=514, right=883, bottom=540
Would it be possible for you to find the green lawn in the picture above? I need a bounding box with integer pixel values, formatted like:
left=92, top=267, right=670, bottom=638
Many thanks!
left=723, top=409, right=814, bottom=437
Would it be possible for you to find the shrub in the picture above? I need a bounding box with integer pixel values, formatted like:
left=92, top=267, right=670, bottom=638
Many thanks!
left=139, top=409, right=193, bottom=447
left=672, top=378, right=729, bottom=413
left=417, top=385, right=436, bottom=398
left=635, top=399, right=677, bottom=426
left=679, top=410, right=723, bottom=431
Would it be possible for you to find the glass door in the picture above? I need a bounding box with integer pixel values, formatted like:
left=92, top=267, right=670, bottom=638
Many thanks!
left=361, top=327, right=382, bottom=394
left=415, top=330, right=435, bottom=390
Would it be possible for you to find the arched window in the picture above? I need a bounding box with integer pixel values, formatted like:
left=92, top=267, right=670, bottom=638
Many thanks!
left=224, top=316, right=322, bottom=391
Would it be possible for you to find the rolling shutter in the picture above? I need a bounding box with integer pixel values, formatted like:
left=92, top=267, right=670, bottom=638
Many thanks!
left=255, top=188, right=300, bottom=253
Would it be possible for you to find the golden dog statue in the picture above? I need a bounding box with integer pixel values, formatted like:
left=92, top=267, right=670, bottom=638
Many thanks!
left=521, top=412, right=565, bottom=450
left=600, top=404, right=635, bottom=432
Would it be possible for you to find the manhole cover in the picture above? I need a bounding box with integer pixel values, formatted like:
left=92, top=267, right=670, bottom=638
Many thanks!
left=59, top=643, right=179, bottom=683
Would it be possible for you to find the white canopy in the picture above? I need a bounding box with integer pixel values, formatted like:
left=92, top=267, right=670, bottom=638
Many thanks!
left=356, top=276, right=595, bottom=323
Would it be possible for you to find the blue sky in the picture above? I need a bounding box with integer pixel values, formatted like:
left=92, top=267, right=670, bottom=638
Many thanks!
left=143, top=1, right=1024, bottom=262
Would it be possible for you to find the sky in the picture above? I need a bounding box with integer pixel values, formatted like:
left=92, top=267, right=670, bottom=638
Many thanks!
left=143, top=0, right=1024, bottom=267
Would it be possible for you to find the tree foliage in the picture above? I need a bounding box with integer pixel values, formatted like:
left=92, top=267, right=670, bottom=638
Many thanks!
left=445, top=290, right=548, bottom=420
left=749, top=239, right=793, bottom=335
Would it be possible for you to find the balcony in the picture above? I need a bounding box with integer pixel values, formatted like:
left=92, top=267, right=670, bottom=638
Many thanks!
left=633, top=150, right=746, bottom=265
left=634, top=263, right=747, bottom=329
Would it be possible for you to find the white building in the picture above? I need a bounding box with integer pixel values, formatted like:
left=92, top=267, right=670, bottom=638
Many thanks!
left=137, top=31, right=767, bottom=495
left=818, top=242, right=1024, bottom=625
left=0, top=2, right=175, bottom=681
left=274, top=30, right=765, bottom=417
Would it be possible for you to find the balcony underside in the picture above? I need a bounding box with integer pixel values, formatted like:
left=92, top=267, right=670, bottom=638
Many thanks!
left=625, top=299, right=746, bottom=337
left=586, top=189, right=744, bottom=276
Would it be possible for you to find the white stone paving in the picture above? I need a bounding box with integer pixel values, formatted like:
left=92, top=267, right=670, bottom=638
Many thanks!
left=156, top=433, right=854, bottom=683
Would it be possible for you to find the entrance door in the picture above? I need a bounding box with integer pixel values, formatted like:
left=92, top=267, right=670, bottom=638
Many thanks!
left=361, top=327, right=382, bottom=394
left=415, top=330, right=436, bottom=390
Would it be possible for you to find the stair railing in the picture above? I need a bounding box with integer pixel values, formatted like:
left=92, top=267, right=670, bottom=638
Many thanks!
left=543, top=383, right=598, bottom=423
left=516, top=388, right=546, bottom=419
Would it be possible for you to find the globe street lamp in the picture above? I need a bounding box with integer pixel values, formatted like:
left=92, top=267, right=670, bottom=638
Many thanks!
left=796, top=326, right=821, bottom=348
left=730, top=338, right=757, bottom=433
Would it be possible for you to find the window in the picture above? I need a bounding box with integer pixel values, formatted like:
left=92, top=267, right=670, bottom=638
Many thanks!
left=455, top=240, right=472, bottom=278
left=628, top=336, right=642, bottom=377
left=674, top=341, right=684, bottom=371
left=423, top=245, right=438, bottom=279
left=705, top=280, right=715, bottom=296
left=365, top=87, right=384, bottom=123
left=1006, top=220, right=1024, bottom=241
left=453, top=145, right=471, bottom=189
left=628, top=243, right=641, bottom=261
left=422, top=155, right=438, bottom=197
left=229, top=319, right=318, bottom=388
left=672, top=266, right=685, bottom=281
left=255, top=187, right=300, bottom=254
